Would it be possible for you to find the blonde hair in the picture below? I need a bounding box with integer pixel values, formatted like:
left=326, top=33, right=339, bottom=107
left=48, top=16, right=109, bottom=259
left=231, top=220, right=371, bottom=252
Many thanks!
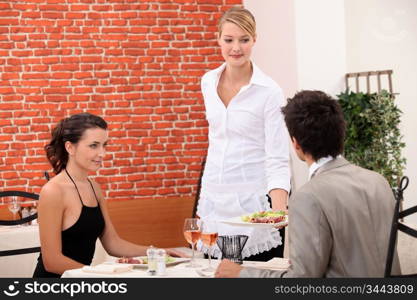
left=218, top=6, right=256, bottom=39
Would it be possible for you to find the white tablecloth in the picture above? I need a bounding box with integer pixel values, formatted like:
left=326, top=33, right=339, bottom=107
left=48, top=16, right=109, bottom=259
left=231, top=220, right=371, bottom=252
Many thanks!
left=62, top=258, right=214, bottom=278
left=0, top=225, right=109, bottom=278
left=62, top=257, right=290, bottom=278
left=0, top=225, right=40, bottom=278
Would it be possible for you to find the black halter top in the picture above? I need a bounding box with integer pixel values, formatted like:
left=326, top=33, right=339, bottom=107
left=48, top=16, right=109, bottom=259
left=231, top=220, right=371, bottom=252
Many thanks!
left=33, top=170, right=105, bottom=278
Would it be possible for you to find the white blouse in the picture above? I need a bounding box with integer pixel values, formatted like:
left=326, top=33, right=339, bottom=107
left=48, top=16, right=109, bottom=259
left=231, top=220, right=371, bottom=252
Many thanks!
left=201, top=62, right=290, bottom=193
left=197, top=62, right=291, bottom=258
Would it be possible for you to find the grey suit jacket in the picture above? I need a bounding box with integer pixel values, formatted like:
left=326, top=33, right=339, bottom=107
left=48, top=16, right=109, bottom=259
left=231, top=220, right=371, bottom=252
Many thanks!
left=240, top=157, right=401, bottom=277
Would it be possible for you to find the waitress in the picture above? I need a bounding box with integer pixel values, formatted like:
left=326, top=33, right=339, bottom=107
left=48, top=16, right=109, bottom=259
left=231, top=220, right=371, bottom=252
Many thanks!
left=196, top=6, right=290, bottom=261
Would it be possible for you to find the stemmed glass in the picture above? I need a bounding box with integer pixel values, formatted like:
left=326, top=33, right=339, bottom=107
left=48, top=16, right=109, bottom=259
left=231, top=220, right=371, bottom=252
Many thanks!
left=183, top=218, right=202, bottom=268
left=200, top=220, right=218, bottom=272
left=8, top=197, right=21, bottom=222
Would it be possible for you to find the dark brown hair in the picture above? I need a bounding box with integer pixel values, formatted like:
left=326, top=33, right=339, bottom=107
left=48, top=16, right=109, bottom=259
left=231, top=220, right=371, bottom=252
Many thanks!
left=45, top=113, right=107, bottom=174
left=281, top=90, right=346, bottom=160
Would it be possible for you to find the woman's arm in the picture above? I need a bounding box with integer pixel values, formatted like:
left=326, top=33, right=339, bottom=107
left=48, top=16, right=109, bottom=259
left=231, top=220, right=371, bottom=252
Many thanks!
left=38, top=183, right=85, bottom=274
left=264, top=87, right=291, bottom=210
left=93, top=182, right=185, bottom=258
left=269, top=188, right=288, bottom=211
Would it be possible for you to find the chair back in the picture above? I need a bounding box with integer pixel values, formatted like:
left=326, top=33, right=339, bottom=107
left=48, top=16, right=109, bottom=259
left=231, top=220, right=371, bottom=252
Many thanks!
left=0, top=190, right=39, bottom=226
left=385, top=176, right=417, bottom=277
left=0, top=190, right=40, bottom=257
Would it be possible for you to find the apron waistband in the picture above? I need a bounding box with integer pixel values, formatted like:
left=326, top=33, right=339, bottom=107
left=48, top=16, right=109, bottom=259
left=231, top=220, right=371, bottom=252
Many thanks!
left=202, top=179, right=267, bottom=194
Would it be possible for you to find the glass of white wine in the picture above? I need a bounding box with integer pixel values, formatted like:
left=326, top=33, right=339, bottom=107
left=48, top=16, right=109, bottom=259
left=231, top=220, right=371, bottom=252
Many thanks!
left=8, top=197, right=21, bottom=222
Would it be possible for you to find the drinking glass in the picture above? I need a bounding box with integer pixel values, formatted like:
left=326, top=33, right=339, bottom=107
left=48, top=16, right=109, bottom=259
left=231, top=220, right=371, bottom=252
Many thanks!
left=200, top=220, right=218, bottom=272
left=183, top=218, right=202, bottom=268
left=8, top=197, right=21, bottom=221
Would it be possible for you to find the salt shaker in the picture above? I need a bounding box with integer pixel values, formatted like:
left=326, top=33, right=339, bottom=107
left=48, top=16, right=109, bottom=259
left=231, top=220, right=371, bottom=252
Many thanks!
left=156, top=249, right=167, bottom=276
left=146, top=246, right=157, bottom=275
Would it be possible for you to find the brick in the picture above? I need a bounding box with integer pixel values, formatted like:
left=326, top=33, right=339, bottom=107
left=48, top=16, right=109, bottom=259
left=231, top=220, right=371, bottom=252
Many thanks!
left=0, top=19, right=18, bottom=25
left=70, top=5, right=89, bottom=11
left=3, top=95, right=23, bottom=101
left=66, top=12, right=85, bottom=19
left=92, top=5, right=112, bottom=11
left=137, top=189, right=156, bottom=196
left=0, top=0, right=237, bottom=199
left=0, top=3, right=11, bottom=9
left=158, top=188, right=176, bottom=195
left=0, top=87, right=14, bottom=94
left=6, top=180, right=28, bottom=186
left=2, top=172, right=19, bottom=179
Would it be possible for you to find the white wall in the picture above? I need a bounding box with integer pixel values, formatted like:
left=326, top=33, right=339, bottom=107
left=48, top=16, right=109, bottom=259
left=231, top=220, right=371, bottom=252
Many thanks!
left=244, top=0, right=298, bottom=98
left=243, top=0, right=307, bottom=191
left=346, top=0, right=417, bottom=222
left=293, top=0, right=347, bottom=96
left=345, top=0, right=417, bottom=222
left=245, top=0, right=417, bottom=223
left=245, top=0, right=347, bottom=191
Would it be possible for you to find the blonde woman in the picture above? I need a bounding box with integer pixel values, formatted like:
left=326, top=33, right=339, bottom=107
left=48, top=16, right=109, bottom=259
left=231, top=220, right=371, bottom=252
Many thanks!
left=197, top=7, right=290, bottom=261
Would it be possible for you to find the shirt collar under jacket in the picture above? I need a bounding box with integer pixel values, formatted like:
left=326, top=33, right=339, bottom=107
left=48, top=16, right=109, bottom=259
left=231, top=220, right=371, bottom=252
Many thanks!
left=210, top=62, right=275, bottom=89
left=308, top=155, right=334, bottom=181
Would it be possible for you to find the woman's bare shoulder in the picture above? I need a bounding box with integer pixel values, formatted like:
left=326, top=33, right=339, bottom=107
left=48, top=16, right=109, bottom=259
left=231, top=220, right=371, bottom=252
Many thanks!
left=89, top=178, right=105, bottom=201
left=39, top=176, right=66, bottom=207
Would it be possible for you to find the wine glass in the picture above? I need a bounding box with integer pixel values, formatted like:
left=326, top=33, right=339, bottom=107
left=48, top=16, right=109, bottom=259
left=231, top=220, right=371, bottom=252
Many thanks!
left=8, top=197, right=21, bottom=222
left=183, top=218, right=202, bottom=268
left=200, top=220, right=218, bottom=272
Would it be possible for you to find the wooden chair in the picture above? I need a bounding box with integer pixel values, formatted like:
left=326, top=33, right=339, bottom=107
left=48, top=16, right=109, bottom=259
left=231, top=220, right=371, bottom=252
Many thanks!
left=108, top=196, right=195, bottom=248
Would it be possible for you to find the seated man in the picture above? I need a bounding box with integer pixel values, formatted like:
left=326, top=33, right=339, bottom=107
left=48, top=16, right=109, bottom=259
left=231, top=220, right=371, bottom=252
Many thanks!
left=215, top=90, right=401, bottom=277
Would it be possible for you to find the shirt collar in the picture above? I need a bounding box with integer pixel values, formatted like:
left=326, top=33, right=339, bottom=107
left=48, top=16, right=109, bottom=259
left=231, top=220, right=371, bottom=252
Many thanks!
left=308, top=155, right=335, bottom=181
left=212, top=62, right=273, bottom=88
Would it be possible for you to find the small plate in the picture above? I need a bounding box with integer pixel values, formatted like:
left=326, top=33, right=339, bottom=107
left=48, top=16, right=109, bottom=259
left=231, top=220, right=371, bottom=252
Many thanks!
left=220, top=215, right=288, bottom=228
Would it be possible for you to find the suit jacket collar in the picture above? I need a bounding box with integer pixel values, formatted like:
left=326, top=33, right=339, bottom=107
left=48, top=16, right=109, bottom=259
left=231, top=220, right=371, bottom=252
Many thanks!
left=313, top=156, right=350, bottom=178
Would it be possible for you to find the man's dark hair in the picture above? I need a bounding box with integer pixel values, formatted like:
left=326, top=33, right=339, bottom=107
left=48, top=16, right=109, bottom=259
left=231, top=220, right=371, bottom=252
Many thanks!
left=281, top=90, right=346, bottom=161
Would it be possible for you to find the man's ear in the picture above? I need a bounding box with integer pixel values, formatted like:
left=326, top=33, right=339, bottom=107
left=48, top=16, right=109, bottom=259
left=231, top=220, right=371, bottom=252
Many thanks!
left=291, top=137, right=301, bottom=150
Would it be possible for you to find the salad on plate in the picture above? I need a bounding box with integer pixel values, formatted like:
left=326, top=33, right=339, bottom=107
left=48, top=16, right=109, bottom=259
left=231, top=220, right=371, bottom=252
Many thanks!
left=241, top=210, right=287, bottom=224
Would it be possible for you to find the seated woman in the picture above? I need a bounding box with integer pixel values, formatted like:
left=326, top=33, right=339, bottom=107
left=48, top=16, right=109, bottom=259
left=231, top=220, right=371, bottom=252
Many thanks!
left=33, top=113, right=184, bottom=277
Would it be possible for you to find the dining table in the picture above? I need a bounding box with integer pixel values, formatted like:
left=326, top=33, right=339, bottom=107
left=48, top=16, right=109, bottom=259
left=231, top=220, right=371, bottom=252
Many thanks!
left=61, top=256, right=290, bottom=278
left=0, top=224, right=40, bottom=277
left=0, top=224, right=109, bottom=278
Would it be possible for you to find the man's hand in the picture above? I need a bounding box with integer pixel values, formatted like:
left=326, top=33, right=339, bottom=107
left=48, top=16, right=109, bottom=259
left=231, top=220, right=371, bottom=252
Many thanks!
left=215, top=259, right=243, bottom=278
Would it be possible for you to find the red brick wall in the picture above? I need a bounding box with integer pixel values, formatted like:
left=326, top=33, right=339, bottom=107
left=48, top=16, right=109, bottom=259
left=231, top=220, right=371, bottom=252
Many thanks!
left=0, top=0, right=242, bottom=201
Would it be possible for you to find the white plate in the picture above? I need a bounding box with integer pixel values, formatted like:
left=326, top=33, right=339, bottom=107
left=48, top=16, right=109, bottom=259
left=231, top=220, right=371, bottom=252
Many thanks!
left=106, top=256, right=190, bottom=268
left=220, top=215, right=288, bottom=228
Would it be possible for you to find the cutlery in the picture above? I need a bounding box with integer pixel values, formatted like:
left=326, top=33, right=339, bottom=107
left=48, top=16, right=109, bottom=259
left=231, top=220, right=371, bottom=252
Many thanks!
left=195, top=269, right=214, bottom=278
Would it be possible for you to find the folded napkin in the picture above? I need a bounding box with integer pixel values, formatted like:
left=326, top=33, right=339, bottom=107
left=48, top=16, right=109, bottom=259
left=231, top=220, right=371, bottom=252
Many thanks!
left=262, top=258, right=290, bottom=269
left=82, top=264, right=133, bottom=274
left=243, top=258, right=290, bottom=270
left=0, top=226, right=12, bottom=232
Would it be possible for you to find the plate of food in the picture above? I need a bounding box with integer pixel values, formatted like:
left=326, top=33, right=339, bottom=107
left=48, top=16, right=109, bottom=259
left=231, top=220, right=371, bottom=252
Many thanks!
left=106, top=256, right=190, bottom=268
left=220, top=210, right=288, bottom=228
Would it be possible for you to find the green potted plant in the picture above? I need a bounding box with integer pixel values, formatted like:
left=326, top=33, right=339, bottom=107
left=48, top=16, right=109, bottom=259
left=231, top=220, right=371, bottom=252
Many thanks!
left=337, top=90, right=406, bottom=189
